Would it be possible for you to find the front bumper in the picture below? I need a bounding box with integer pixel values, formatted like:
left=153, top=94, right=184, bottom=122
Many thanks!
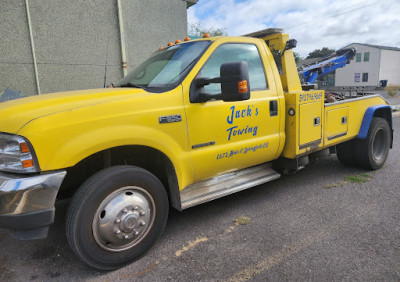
left=0, top=171, right=66, bottom=239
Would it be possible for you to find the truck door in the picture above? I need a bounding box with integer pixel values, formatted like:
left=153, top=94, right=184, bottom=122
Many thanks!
left=183, top=41, right=281, bottom=182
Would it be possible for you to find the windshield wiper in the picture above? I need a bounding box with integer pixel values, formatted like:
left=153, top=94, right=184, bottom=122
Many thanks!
left=118, top=82, right=146, bottom=89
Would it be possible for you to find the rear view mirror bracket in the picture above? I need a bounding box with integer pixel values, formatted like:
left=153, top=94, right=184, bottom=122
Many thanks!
left=190, top=61, right=251, bottom=103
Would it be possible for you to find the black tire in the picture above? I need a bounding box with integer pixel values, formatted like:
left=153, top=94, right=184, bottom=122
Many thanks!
left=354, top=117, right=391, bottom=170
left=66, top=165, right=169, bottom=270
left=336, top=139, right=356, bottom=166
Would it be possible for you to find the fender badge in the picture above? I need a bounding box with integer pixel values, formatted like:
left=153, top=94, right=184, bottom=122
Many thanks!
left=159, top=115, right=182, bottom=124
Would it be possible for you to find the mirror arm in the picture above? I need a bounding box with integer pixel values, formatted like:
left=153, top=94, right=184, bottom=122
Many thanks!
left=196, top=77, right=222, bottom=87
left=196, top=76, right=239, bottom=87
left=198, top=93, right=222, bottom=102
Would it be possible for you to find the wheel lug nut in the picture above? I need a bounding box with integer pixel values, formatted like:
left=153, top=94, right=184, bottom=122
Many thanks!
left=140, top=221, right=145, bottom=226
left=124, top=235, right=129, bottom=239
left=134, top=206, right=138, bottom=210
left=115, top=229, right=121, bottom=234
left=140, top=211, right=145, bottom=216
left=123, top=209, right=128, bottom=213
left=134, top=230, right=139, bottom=235
left=115, top=219, right=121, bottom=223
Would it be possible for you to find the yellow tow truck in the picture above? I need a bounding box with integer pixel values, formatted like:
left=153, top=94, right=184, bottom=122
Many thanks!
left=0, top=29, right=393, bottom=270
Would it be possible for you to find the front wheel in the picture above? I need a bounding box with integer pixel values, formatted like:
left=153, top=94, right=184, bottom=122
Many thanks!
left=354, top=117, right=391, bottom=170
left=66, top=166, right=169, bottom=270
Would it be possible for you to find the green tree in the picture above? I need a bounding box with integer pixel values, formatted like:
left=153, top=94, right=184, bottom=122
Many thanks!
left=188, top=22, right=228, bottom=37
left=293, top=52, right=302, bottom=64
left=306, top=47, right=335, bottom=59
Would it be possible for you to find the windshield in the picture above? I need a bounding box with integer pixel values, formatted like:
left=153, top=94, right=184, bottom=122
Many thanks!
left=114, top=41, right=211, bottom=91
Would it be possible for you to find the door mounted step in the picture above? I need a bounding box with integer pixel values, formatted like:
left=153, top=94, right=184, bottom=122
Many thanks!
left=180, top=163, right=280, bottom=209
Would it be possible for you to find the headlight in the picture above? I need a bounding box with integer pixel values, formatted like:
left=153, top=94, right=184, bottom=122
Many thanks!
left=0, top=134, right=39, bottom=173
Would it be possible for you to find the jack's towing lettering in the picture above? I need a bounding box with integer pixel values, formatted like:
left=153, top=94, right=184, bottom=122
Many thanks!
left=226, top=105, right=259, bottom=141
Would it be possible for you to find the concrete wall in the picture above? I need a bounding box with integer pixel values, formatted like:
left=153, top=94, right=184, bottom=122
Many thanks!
left=123, top=0, right=188, bottom=71
left=0, top=0, right=37, bottom=95
left=379, top=49, right=400, bottom=85
left=0, top=0, right=189, bottom=96
left=335, top=44, right=381, bottom=87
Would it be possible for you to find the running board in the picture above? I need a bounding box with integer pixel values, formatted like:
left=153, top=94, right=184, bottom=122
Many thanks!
left=180, top=163, right=280, bottom=209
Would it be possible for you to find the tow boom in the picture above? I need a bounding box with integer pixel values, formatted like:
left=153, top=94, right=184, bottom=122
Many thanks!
left=299, top=48, right=356, bottom=84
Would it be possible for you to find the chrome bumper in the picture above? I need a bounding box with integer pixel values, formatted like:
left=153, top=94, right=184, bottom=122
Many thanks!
left=0, top=171, right=66, bottom=239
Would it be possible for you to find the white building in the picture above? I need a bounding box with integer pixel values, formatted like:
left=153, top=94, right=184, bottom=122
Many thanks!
left=335, top=43, right=400, bottom=87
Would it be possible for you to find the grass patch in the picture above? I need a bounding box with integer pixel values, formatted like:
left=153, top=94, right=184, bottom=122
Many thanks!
left=344, top=175, right=367, bottom=183
left=344, top=173, right=372, bottom=183
left=359, top=173, right=373, bottom=179
left=235, top=216, right=251, bottom=225
left=385, top=84, right=400, bottom=97
left=325, top=173, right=373, bottom=188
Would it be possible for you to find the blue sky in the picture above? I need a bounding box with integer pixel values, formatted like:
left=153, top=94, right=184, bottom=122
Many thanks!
left=188, top=0, right=400, bottom=57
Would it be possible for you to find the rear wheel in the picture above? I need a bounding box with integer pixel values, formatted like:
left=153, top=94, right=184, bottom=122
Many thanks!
left=336, top=139, right=356, bottom=166
left=354, top=117, right=391, bottom=170
left=66, top=165, right=169, bottom=270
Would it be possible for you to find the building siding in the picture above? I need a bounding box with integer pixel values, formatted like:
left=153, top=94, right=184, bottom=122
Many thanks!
left=335, top=44, right=381, bottom=87
left=0, top=0, right=189, bottom=96
left=379, top=49, right=400, bottom=85
left=0, top=0, right=37, bottom=95
left=123, top=0, right=188, bottom=71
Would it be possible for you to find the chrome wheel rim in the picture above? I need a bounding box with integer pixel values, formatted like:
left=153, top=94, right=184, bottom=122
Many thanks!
left=372, top=128, right=385, bottom=161
left=92, top=186, right=155, bottom=252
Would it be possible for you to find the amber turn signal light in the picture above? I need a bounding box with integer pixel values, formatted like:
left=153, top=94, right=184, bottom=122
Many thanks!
left=184, top=36, right=191, bottom=41
left=22, top=159, right=34, bottom=168
left=175, top=39, right=181, bottom=44
left=20, top=142, right=30, bottom=153
left=167, top=42, right=174, bottom=46
left=238, top=80, right=248, bottom=94
left=203, top=33, right=211, bottom=38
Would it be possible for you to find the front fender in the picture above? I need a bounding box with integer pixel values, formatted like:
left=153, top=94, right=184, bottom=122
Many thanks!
left=22, top=125, right=192, bottom=190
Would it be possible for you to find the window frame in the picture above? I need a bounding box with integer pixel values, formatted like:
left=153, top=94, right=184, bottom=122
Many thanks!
left=362, top=72, right=368, bottom=82
left=193, top=42, right=269, bottom=95
left=356, top=53, right=362, bottom=62
left=354, top=73, right=361, bottom=83
left=364, top=52, right=370, bottom=62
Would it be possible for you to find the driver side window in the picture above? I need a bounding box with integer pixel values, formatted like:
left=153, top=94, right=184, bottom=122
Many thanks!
left=197, top=43, right=268, bottom=95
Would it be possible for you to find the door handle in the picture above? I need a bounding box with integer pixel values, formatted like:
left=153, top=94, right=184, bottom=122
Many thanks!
left=270, top=100, right=278, bottom=117
left=314, top=117, right=320, bottom=126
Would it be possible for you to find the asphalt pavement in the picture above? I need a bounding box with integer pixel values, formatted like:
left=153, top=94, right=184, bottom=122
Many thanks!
left=0, top=117, right=399, bottom=281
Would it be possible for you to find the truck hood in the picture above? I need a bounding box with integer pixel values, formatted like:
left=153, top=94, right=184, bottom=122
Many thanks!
left=0, top=88, right=147, bottom=134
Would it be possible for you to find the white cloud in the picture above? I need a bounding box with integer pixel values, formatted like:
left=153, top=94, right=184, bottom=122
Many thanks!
left=188, top=0, right=400, bottom=57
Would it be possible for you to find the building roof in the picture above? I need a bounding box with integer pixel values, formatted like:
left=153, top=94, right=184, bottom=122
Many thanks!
left=342, top=43, right=400, bottom=52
